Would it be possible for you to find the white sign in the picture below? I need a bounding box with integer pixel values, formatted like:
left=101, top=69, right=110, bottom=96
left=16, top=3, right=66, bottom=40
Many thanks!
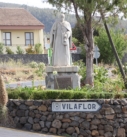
left=93, top=52, right=100, bottom=58
left=52, top=102, right=101, bottom=112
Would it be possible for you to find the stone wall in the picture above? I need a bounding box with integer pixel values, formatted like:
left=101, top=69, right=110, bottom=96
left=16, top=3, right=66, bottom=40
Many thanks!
left=7, top=99, right=127, bottom=137
left=0, top=54, right=82, bottom=64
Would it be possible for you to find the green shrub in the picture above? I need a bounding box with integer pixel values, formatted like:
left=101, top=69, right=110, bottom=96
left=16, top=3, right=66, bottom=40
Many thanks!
left=6, top=47, right=14, bottom=54
left=7, top=86, right=127, bottom=100
left=35, top=43, right=43, bottom=54
left=0, top=43, right=4, bottom=54
left=29, top=61, right=38, bottom=68
left=16, top=46, right=24, bottom=54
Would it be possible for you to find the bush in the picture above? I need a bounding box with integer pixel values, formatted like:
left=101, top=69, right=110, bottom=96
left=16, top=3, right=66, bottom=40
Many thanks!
left=6, top=47, right=14, bottom=54
left=29, top=61, right=38, bottom=68
left=35, top=43, right=43, bottom=54
left=0, top=43, right=4, bottom=54
left=7, top=86, right=126, bottom=100
left=16, top=46, right=24, bottom=54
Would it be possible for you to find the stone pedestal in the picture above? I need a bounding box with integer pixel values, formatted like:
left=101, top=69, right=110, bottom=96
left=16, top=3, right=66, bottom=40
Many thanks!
left=45, top=66, right=81, bottom=89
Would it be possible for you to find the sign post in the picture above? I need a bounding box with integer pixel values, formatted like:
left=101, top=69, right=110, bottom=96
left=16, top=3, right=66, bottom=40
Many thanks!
left=93, top=46, right=100, bottom=65
left=48, top=48, right=52, bottom=66
left=52, top=101, right=101, bottom=112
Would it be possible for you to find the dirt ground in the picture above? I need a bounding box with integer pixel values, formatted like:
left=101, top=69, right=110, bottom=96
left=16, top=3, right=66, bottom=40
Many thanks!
left=0, top=67, right=44, bottom=84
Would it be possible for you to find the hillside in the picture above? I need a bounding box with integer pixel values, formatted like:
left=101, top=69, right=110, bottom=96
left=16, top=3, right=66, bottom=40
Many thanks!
left=0, top=2, right=76, bottom=33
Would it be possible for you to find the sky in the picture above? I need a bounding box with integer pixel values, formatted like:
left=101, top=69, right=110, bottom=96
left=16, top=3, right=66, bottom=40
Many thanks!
left=0, top=0, right=54, bottom=9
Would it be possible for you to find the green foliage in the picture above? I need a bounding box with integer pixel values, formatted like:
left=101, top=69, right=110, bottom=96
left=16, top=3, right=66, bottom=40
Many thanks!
left=94, top=65, right=108, bottom=83
left=7, top=86, right=126, bottom=100
left=29, top=61, right=38, bottom=68
left=35, top=43, right=43, bottom=54
left=6, top=47, right=14, bottom=54
left=16, top=46, right=24, bottom=54
left=73, top=60, right=86, bottom=83
left=94, top=29, right=127, bottom=64
left=0, top=43, right=4, bottom=54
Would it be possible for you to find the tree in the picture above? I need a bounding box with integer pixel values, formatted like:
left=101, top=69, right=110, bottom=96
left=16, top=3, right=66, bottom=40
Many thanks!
left=95, top=29, right=127, bottom=64
left=45, top=0, right=127, bottom=85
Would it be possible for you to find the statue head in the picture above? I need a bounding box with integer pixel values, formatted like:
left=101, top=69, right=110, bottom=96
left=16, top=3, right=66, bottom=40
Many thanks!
left=60, top=14, right=65, bottom=22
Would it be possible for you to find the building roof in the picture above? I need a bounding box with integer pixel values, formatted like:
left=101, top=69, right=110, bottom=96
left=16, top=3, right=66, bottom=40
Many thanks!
left=0, top=8, right=44, bottom=30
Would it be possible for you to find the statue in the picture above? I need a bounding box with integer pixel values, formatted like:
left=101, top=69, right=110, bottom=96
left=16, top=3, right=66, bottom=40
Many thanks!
left=50, top=14, right=72, bottom=66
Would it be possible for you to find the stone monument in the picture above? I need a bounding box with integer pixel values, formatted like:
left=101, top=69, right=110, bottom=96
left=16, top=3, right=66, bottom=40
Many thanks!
left=45, top=14, right=81, bottom=89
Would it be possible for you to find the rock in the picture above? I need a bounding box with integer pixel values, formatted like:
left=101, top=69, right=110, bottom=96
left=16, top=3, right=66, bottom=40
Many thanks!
left=52, top=119, right=62, bottom=129
left=39, top=121, right=44, bottom=128
left=62, top=118, right=71, bottom=123
left=28, top=117, right=33, bottom=124
left=46, top=121, right=51, bottom=128
left=40, top=116, right=47, bottom=121
left=114, top=105, right=122, bottom=113
left=99, top=130, right=104, bottom=136
left=35, top=114, right=41, bottom=119
left=91, top=119, right=100, bottom=125
left=66, top=127, right=75, bottom=134
left=104, top=125, right=113, bottom=132
left=75, top=127, right=79, bottom=134
left=34, top=118, right=39, bottom=123
left=70, top=121, right=79, bottom=126
left=98, top=125, right=104, bottom=130
left=47, top=115, right=53, bottom=121
left=120, top=99, right=127, bottom=105
left=91, top=130, right=99, bottom=136
left=25, top=110, right=29, bottom=117
left=29, top=105, right=38, bottom=110
left=25, top=101, right=33, bottom=106
left=105, top=108, right=115, bottom=115
left=90, top=125, right=97, bottom=130
left=62, top=123, right=69, bottom=128
left=72, top=133, right=78, bottom=137
left=14, top=117, right=19, bottom=124
left=79, top=113, right=86, bottom=118
left=24, top=123, right=32, bottom=130
left=64, top=114, right=69, bottom=118
left=79, top=129, right=88, bottom=136
left=16, top=110, right=25, bottom=117
left=42, top=128, right=48, bottom=132
left=20, top=117, right=27, bottom=124
left=70, top=116, right=80, bottom=121
left=38, top=105, right=47, bottom=111
left=95, top=113, right=103, bottom=119
left=33, top=101, right=42, bottom=106
left=100, top=119, right=107, bottom=125
left=49, top=128, right=57, bottom=134
left=104, top=132, right=113, bottom=137
left=33, top=123, right=41, bottom=131
left=87, top=113, right=94, bottom=119
left=122, top=106, right=127, bottom=113
left=105, top=115, right=114, bottom=120
left=57, top=129, right=65, bottom=134
left=80, top=121, right=90, bottom=129
left=69, top=112, right=80, bottom=116
left=117, top=128, right=125, bottom=137
left=56, top=115, right=63, bottom=120
left=29, top=111, right=35, bottom=117
left=19, top=104, right=28, bottom=110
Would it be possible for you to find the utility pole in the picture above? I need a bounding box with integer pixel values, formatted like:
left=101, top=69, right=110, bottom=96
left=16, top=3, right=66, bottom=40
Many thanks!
left=101, top=12, right=127, bottom=88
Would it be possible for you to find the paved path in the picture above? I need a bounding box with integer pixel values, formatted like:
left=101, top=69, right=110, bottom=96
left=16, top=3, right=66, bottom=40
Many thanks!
left=6, top=80, right=45, bottom=88
left=0, top=127, right=63, bottom=137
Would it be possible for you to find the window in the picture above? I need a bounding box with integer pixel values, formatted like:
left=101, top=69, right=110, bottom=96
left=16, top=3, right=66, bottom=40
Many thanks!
left=25, top=32, right=34, bottom=46
left=3, top=32, right=11, bottom=46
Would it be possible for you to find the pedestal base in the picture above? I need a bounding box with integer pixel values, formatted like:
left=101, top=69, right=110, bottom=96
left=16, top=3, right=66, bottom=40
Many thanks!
left=45, top=66, right=81, bottom=89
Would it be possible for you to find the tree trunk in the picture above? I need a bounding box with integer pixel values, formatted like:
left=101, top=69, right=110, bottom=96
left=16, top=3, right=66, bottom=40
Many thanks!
left=85, top=21, right=94, bottom=86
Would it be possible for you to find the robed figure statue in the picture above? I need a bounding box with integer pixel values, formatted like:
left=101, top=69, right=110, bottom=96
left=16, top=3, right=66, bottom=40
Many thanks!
left=50, top=14, right=72, bottom=66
